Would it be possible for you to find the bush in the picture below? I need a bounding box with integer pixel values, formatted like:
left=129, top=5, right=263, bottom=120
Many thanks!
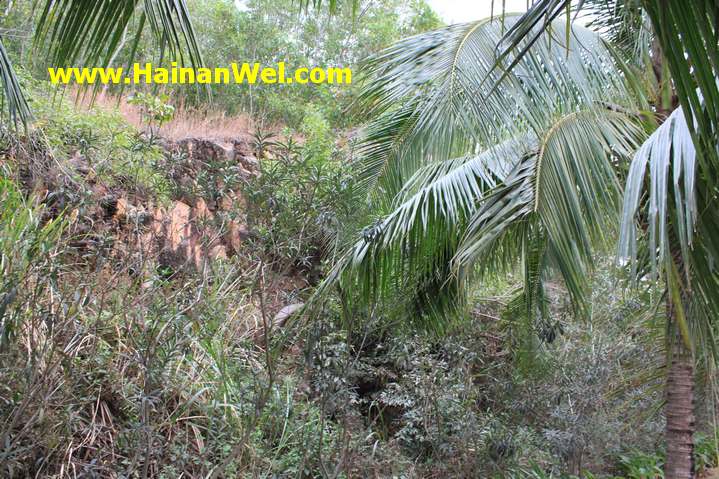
left=243, top=122, right=355, bottom=279
left=618, top=451, right=664, bottom=479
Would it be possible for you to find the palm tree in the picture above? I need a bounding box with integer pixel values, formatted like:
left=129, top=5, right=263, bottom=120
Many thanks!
left=501, top=3, right=719, bottom=477
left=0, top=0, right=204, bottom=128
left=317, top=2, right=719, bottom=478
left=319, top=14, right=643, bottom=329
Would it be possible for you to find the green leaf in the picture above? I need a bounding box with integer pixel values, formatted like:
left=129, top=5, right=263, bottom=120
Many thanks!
left=0, top=37, right=31, bottom=128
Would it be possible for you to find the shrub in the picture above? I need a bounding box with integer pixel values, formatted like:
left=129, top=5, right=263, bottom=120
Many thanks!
left=618, top=451, right=664, bottom=479
left=243, top=126, right=355, bottom=279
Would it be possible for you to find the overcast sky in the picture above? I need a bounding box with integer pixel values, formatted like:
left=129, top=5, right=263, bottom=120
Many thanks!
left=426, top=0, right=529, bottom=24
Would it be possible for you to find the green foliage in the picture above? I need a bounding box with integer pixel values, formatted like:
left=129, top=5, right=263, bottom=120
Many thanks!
left=132, top=0, right=440, bottom=126
left=640, top=0, right=719, bottom=175
left=618, top=451, right=665, bottom=479
left=127, top=92, right=176, bottom=131
left=0, top=0, right=204, bottom=127
left=505, top=463, right=590, bottom=479
left=0, top=200, right=348, bottom=477
left=694, top=432, right=719, bottom=474
left=303, top=263, right=674, bottom=477
left=402, top=0, right=443, bottom=34
left=1, top=2, right=718, bottom=479
left=308, top=7, right=654, bottom=338
left=0, top=176, right=65, bottom=348
left=243, top=120, right=355, bottom=276
left=299, top=104, right=333, bottom=165
left=27, top=82, right=172, bottom=199
left=1, top=0, right=441, bottom=129
left=0, top=91, right=714, bottom=477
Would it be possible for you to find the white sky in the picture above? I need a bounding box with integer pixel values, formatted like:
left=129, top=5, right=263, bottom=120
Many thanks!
left=426, top=0, right=529, bottom=24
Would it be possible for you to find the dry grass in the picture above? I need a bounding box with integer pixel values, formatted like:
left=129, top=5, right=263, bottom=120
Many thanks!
left=84, top=91, right=255, bottom=141
left=156, top=107, right=254, bottom=141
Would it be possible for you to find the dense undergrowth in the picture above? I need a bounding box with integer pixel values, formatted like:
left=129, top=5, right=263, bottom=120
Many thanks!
left=0, top=79, right=717, bottom=478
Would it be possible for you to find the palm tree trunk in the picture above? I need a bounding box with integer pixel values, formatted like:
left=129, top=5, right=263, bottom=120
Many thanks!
left=665, top=300, right=695, bottom=479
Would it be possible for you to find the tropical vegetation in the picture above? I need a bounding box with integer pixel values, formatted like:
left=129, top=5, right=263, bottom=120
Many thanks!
left=0, top=0, right=716, bottom=478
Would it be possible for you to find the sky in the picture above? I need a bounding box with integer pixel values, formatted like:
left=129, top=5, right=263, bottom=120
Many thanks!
left=426, top=0, right=529, bottom=24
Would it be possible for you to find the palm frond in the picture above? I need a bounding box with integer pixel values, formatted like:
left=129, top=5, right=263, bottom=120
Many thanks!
left=317, top=106, right=643, bottom=326
left=582, top=0, right=650, bottom=63
left=495, top=0, right=649, bottom=69
left=493, top=0, right=571, bottom=73
left=575, top=0, right=652, bottom=61
left=316, top=138, right=530, bottom=321
left=640, top=0, right=719, bottom=178
left=453, top=156, right=536, bottom=278
left=353, top=99, right=423, bottom=205
left=618, top=106, right=696, bottom=277
left=502, top=0, right=719, bottom=183
left=35, top=0, right=203, bottom=69
left=0, top=0, right=202, bottom=127
left=354, top=14, right=630, bottom=203
left=457, top=109, right=643, bottom=312
left=0, top=36, right=31, bottom=128
left=317, top=6, right=643, bottom=326
left=618, top=100, right=719, bottom=351
left=501, top=225, right=553, bottom=368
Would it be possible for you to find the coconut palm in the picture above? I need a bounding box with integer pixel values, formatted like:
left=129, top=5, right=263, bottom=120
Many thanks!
left=319, top=14, right=644, bottom=328
left=317, top=3, right=719, bottom=479
left=501, top=3, right=719, bottom=478
left=0, top=0, right=204, bottom=128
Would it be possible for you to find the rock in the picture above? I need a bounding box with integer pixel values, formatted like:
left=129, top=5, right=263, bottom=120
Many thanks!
left=173, top=138, right=259, bottom=178
left=131, top=209, right=153, bottom=227
left=209, top=244, right=228, bottom=261
left=92, top=135, right=265, bottom=278
left=225, top=221, right=250, bottom=255
left=114, top=197, right=130, bottom=220
left=225, top=194, right=248, bottom=212
left=100, top=195, right=119, bottom=219
left=112, top=197, right=151, bottom=227
left=237, top=155, right=259, bottom=172
left=167, top=201, right=192, bottom=251
left=232, top=139, right=253, bottom=158
left=701, top=468, right=719, bottom=479
left=194, top=198, right=213, bottom=219
left=177, top=138, right=235, bottom=163
left=273, top=303, right=305, bottom=328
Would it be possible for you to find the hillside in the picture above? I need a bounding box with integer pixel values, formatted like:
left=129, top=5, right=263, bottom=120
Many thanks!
left=1, top=1, right=719, bottom=478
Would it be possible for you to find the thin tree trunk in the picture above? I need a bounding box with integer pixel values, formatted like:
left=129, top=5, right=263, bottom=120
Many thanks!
left=665, top=300, right=695, bottom=479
